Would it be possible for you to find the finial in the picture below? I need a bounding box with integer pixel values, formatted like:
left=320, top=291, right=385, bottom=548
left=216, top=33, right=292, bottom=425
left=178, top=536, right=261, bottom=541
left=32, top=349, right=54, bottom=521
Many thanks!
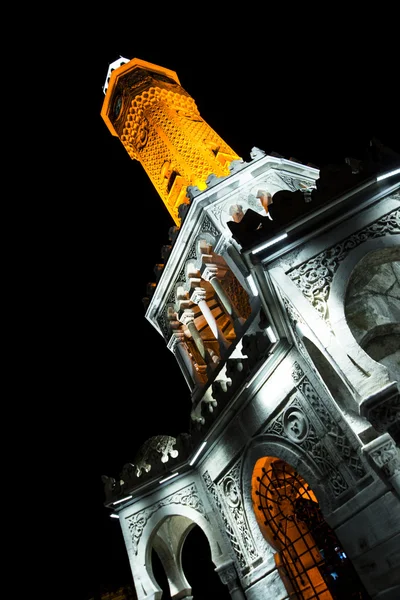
left=103, top=56, right=130, bottom=94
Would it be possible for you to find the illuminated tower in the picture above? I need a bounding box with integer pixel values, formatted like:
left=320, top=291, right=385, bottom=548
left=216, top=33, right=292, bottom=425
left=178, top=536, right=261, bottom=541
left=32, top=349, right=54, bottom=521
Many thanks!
left=100, top=57, right=400, bottom=600
left=101, top=57, right=240, bottom=226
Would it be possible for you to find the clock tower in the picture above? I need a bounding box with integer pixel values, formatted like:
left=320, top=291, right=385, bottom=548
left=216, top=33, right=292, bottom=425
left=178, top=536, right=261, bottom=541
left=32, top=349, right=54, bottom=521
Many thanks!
left=101, top=57, right=240, bottom=226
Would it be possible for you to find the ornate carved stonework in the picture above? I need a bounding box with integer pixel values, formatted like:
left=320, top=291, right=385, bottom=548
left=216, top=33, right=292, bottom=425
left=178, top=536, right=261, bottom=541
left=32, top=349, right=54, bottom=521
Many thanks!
left=277, top=173, right=317, bottom=192
left=203, top=470, right=246, bottom=570
left=287, top=208, right=400, bottom=322
left=159, top=217, right=221, bottom=339
left=283, top=406, right=309, bottom=442
left=133, top=435, right=179, bottom=477
left=266, top=401, right=349, bottom=497
left=217, top=561, right=238, bottom=586
left=127, top=483, right=208, bottom=554
left=265, top=361, right=368, bottom=498
left=360, top=382, right=400, bottom=435
left=203, top=466, right=260, bottom=573
left=219, top=462, right=260, bottom=566
left=362, top=433, right=400, bottom=489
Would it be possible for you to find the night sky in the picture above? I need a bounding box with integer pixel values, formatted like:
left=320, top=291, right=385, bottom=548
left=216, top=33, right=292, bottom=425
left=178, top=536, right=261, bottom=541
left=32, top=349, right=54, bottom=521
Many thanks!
left=53, top=15, right=399, bottom=600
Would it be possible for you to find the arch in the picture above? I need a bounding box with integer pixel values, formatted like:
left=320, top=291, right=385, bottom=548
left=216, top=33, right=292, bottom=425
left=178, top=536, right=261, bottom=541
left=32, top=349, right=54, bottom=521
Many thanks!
left=240, top=436, right=370, bottom=600
left=125, top=494, right=232, bottom=600
left=344, top=247, right=400, bottom=382
left=241, top=436, right=333, bottom=528
left=329, top=237, right=400, bottom=386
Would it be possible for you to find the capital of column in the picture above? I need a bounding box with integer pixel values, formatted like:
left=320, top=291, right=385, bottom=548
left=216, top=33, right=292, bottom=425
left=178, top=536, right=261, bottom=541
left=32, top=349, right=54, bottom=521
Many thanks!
left=360, top=381, right=399, bottom=436
left=190, top=286, right=207, bottom=305
left=362, top=432, right=400, bottom=495
left=173, top=330, right=186, bottom=343
left=200, top=263, right=219, bottom=283
left=215, top=560, right=238, bottom=585
left=178, top=309, right=195, bottom=327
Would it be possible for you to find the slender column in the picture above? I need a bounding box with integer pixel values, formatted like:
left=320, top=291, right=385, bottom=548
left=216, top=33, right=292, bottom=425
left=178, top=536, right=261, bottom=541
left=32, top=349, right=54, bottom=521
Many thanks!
left=190, top=286, right=230, bottom=350
left=178, top=308, right=208, bottom=363
left=215, top=560, right=246, bottom=600
left=201, top=262, right=245, bottom=326
left=170, top=325, right=203, bottom=389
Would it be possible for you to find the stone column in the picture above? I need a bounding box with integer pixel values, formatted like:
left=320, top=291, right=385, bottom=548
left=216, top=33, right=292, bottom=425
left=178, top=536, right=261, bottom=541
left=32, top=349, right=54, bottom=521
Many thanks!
left=171, top=327, right=204, bottom=389
left=190, top=286, right=230, bottom=351
left=201, top=262, right=245, bottom=329
left=215, top=560, right=246, bottom=600
left=178, top=308, right=208, bottom=364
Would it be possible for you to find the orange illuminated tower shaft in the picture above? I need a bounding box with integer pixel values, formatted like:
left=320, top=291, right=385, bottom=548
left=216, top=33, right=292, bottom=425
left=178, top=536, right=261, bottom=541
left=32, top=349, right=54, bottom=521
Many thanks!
left=101, top=58, right=241, bottom=226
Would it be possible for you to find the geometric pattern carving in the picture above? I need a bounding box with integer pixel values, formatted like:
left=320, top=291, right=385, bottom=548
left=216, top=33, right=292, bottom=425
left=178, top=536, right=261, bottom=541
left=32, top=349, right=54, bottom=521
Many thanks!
left=265, top=360, right=369, bottom=497
left=265, top=400, right=349, bottom=497
left=203, top=463, right=260, bottom=573
left=364, top=434, right=400, bottom=478
left=287, top=208, right=400, bottom=322
left=217, top=561, right=238, bottom=587
left=219, top=462, right=259, bottom=566
left=203, top=470, right=246, bottom=570
left=126, top=483, right=208, bottom=555
left=296, top=376, right=366, bottom=480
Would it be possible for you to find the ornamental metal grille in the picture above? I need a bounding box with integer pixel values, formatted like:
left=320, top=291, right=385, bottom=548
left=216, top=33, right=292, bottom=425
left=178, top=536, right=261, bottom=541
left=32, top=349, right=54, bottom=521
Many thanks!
left=255, top=460, right=370, bottom=599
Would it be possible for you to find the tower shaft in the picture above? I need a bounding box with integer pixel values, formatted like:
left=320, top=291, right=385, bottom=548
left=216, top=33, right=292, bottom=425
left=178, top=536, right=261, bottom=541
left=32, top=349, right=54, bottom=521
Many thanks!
left=101, top=58, right=240, bottom=225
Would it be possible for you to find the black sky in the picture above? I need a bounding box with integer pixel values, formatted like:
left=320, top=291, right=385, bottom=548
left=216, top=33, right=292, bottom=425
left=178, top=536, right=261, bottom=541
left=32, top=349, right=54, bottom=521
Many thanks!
left=51, top=15, right=399, bottom=599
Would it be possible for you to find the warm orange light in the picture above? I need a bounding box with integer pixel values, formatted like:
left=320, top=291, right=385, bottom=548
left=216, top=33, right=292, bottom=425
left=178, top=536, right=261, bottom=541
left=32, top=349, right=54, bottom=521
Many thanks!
left=101, top=58, right=241, bottom=226
left=252, top=457, right=333, bottom=599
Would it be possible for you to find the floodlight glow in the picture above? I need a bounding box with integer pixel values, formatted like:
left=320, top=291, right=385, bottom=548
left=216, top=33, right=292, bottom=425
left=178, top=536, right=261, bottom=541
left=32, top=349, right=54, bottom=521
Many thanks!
left=266, top=326, right=277, bottom=343
left=110, top=514, right=119, bottom=519
left=252, top=233, right=288, bottom=255
left=112, top=495, right=133, bottom=505
left=189, top=442, right=207, bottom=466
left=159, top=472, right=179, bottom=484
left=246, top=275, right=258, bottom=296
left=376, top=168, right=400, bottom=182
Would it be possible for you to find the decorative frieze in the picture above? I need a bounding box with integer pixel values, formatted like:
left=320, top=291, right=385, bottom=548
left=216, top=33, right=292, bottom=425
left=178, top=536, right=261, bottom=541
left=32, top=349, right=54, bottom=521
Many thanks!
left=203, top=465, right=260, bottom=573
left=126, top=483, right=208, bottom=554
left=265, top=361, right=368, bottom=497
left=219, top=463, right=260, bottom=565
left=287, top=208, right=400, bottom=323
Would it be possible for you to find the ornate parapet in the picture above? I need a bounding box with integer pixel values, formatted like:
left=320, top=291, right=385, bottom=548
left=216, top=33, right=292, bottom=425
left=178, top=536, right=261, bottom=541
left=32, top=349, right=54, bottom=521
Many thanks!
left=362, top=433, right=400, bottom=496
left=102, top=434, right=193, bottom=504
left=360, top=381, right=400, bottom=440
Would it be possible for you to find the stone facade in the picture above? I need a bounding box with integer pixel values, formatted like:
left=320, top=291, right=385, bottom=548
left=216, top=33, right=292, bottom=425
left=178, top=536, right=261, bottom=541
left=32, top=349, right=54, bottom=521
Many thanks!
left=101, top=58, right=400, bottom=600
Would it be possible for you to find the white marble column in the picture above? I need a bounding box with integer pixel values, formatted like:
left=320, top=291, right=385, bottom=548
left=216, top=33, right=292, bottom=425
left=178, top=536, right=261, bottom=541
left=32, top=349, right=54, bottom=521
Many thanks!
left=171, top=325, right=204, bottom=389
left=178, top=308, right=209, bottom=363
left=190, top=286, right=230, bottom=351
left=201, top=263, right=245, bottom=327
